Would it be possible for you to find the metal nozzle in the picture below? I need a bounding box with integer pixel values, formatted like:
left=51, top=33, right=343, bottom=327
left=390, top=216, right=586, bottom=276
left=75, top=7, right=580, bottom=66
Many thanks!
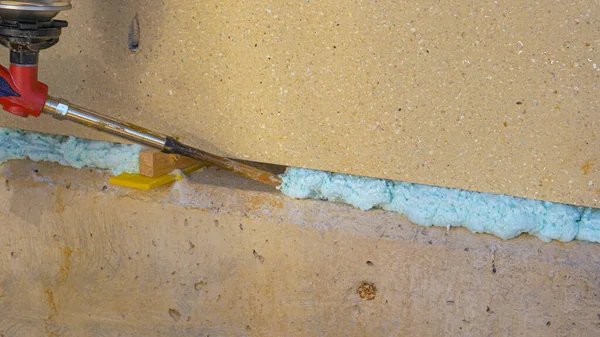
left=43, top=96, right=168, bottom=149
left=42, top=95, right=283, bottom=187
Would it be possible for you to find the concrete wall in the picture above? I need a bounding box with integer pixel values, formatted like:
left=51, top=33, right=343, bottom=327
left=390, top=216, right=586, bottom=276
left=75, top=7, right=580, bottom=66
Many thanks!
left=1, top=160, right=599, bottom=336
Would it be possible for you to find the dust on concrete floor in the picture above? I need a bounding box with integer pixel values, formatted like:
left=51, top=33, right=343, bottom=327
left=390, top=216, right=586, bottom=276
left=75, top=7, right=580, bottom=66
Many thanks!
left=0, top=159, right=599, bottom=336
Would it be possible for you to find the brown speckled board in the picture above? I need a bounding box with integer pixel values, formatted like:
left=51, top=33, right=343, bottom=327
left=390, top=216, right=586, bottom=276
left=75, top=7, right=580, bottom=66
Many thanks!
left=0, top=0, right=598, bottom=207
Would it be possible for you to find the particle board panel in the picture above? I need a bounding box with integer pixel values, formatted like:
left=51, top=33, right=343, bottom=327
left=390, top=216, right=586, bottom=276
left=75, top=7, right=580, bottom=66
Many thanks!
left=0, top=0, right=598, bottom=207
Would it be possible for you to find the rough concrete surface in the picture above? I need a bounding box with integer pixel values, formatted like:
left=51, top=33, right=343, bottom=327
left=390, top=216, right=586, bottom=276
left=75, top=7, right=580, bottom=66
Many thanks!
left=0, top=160, right=599, bottom=336
left=0, top=0, right=598, bottom=207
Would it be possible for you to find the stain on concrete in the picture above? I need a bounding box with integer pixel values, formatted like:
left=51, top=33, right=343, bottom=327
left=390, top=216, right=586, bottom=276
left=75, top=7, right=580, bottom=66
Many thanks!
left=168, top=308, right=181, bottom=322
left=55, top=197, right=65, bottom=214
left=253, top=249, right=265, bottom=263
left=194, top=280, right=206, bottom=290
left=357, top=282, right=377, bottom=301
left=128, top=14, right=140, bottom=52
left=59, top=247, right=73, bottom=283
left=581, top=161, right=595, bottom=175
left=246, top=194, right=284, bottom=211
left=44, top=289, right=58, bottom=315
left=187, top=241, right=195, bottom=254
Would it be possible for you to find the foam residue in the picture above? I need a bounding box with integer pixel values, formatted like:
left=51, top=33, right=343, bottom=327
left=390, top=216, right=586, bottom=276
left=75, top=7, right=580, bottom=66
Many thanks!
left=0, top=127, right=143, bottom=175
left=278, top=167, right=600, bottom=243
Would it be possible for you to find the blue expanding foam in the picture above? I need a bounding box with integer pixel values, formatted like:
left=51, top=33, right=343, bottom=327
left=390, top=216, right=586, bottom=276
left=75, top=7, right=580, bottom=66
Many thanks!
left=0, top=127, right=142, bottom=175
left=278, top=167, right=600, bottom=243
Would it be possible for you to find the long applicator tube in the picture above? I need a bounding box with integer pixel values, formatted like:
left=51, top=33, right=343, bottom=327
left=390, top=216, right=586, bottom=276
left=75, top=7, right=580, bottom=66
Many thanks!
left=43, top=95, right=283, bottom=187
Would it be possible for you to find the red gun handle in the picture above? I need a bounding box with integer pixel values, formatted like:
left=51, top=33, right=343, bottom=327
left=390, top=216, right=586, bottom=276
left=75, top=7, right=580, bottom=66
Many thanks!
left=0, top=64, right=48, bottom=118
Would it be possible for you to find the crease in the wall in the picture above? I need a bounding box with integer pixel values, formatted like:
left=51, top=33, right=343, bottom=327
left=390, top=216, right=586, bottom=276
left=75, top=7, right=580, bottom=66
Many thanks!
left=1, top=127, right=598, bottom=244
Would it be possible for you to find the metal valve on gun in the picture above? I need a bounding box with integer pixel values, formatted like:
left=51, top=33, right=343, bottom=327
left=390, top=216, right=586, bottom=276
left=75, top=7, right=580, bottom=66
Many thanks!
left=0, top=1, right=283, bottom=187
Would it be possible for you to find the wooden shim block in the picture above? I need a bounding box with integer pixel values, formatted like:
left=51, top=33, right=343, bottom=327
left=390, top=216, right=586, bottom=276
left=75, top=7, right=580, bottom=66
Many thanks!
left=139, top=149, right=201, bottom=177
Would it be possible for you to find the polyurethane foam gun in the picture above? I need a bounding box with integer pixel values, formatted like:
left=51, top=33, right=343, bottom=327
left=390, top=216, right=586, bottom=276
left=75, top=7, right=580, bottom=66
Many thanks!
left=0, top=1, right=282, bottom=187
